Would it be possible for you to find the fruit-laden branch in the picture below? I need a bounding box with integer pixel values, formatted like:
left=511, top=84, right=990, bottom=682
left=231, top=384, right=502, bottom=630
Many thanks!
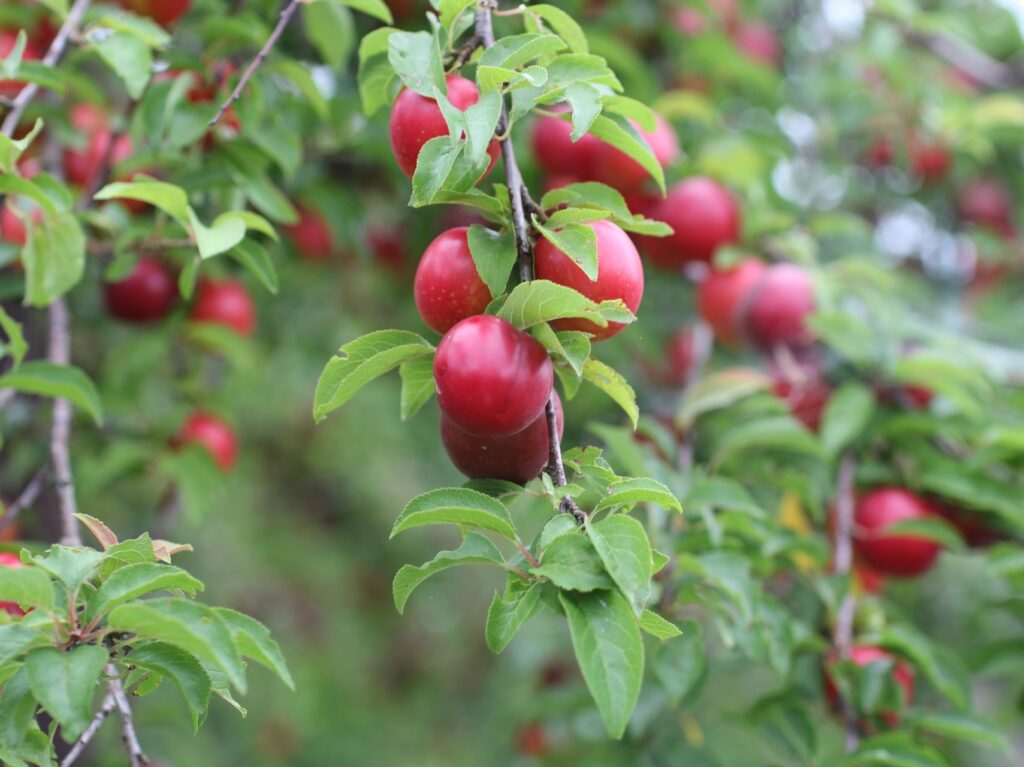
left=475, top=2, right=585, bottom=525
left=0, top=0, right=93, bottom=137
left=60, top=693, right=116, bottom=767
left=875, top=10, right=1024, bottom=89
left=209, top=0, right=303, bottom=127
left=831, top=451, right=861, bottom=752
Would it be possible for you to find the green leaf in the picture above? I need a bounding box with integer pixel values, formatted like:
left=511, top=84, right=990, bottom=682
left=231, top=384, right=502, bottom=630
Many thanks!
left=99, top=535, right=157, bottom=579
left=884, top=517, right=964, bottom=551
left=357, top=28, right=399, bottom=116
left=534, top=219, right=599, bottom=281
left=390, top=487, right=517, bottom=541
left=29, top=546, right=104, bottom=593
left=478, top=33, right=566, bottom=71
left=544, top=207, right=610, bottom=228
left=213, top=608, right=294, bottom=691
left=532, top=324, right=591, bottom=376
left=874, top=625, right=970, bottom=710
left=127, top=642, right=211, bottom=732
left=410, top=136, right=464, bottom=207
left=712, top=416, right=825, bottom=467
left=0, top=118, right=43, bottom=175
left=230, top=240, right=278, bottom=295
left=95, top=10, right=171, bottom=48
left=486, top=580, right=543, bottom=653
left=906, top=711, right=1010, bottom=753
left=532, top=532, right=614, bottom=592
left=22, top=207, right=85, bottom=307
left=684, top=475, right=764, bottom=516
left=0, top=30, right=26, bottom=79
left=91, top=32, right=151, bottom=99
left=439, top=0, right=476, bottom=33
left=564, top=82, right=603, bottom=140
left=95, top=181, right=191, bottom=230
left=582, top=358, right=638, bottom=428
left=560, top=589, right=644, bottom=739
left=497, top=279, right=619, bottom=329
left=303, top=1, right=355, bottom=69
left=588, top=515, right=653, bottom=614
left=107, top=599, right=247, bottom=693
left=820, top=382, right=876, bottom=456
left=392, top=533, right=505, bottom=614
left=399, top=355, right=435, bottom=421
left=313, top=330, right=434, bottom=422
left=594, top=477, right=682, bottom=514
left=25, top=645, right=108, bottom=741
left=93, top=563, right=204, bottom=617
left=676, top=368, right=771, bottom=427
left=463, top=90, right=501, bottom=164
left=653, top=619, right=706, bottom=703
left=330, top=0, right=393, bottom=23
left=467, top=225, right=516, bottom=298
left=640, top=610, right=682, bottom=640
left=188, top=210, right=246, bottom=260
left=388, top=31, right=445, bottom=97
left=0, top=361, right=103, bottom=425
left=527, top=5, right=588, bottom=53
left=0, top=624, right=48, bottom=667
left=0, top=306, right=27, bottom=369
left=588, top=113, right=665, bottom=194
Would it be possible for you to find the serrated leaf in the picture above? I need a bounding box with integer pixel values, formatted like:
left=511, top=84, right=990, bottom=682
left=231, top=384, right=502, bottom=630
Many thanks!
left=532, top=532, right=614, bottom=592
left=560, top=589, right=644, bottom=739
left=22, top=207, right=85, bottom=307
left=107, top=599, right=246, bottom=693
left=478, top=33, right=566, bottom=71
left=230, top=240, right=278, bottom=295
left=331, top=0, right=393, bottom=23
left=388, top=30, right=445, bottom=97
left=467, top=225, right=516, bottom=298
left=127, top=642, right=211, bottom=732
left=527, top=5, right=588, bottom=53
left=439, top=0, right=476, bottom=33
left=582, top=358, right=638, bottom=428
left=534, top=219, right=599, bottom=281
left=392, top=533, right=505, bottom=614
left=640, top=610, right=682, bottom=639
left=884, top=517, right=964, bottom=551
left=588, top=516, right=653, bottom=614
left=594, top=477, right=682, bottom=514
left=26, top=645, right=108, bottom=741
left=313, top=330, right=434, bottom=422
left=91, top=32, right=151, bottom=99
left=0, top=666, right=37, bottom=749
left=93, top=564, right=204, bottom=617
left=588, top=113, right=665, bottom=193
left=820, top=382, right=875, bottom=456
left=95, top=181, right=191, bottom=230
left=213, top=608, right=294, bottom=691
left=74, top=515, right=117, bottom=550
left=399, top=355, right=435, bottom=421
left=410, top=136, right=464, bottom=207
left=0, top=361, right=102, bottom=425
left=464, top=90, right=501, bottom=163
left=497, top=279, right=610, bottom=329
left=564, top=82, right=603, bottom=140
left=532, top=324, right=591, bottom=376
left=28, top=546, right=104, bottom=594
left=485, top=580, right=543, bottom=653
left=0, top=624, right=48, bottom=667
left=390, top=487, right=517, bottom=541
left=188, top=210, right=246, bottom=260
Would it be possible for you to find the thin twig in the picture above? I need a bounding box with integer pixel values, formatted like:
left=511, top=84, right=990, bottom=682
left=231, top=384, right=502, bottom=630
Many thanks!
left=476, top=2, right=584, bottom=525
left=0, top=0, right=93, bottom=137
left=0, top=468, right=48, bottom=535
left=873, top=10, right=1024, bottom=90
left=107, top=667, right=150, bottom=767
left=48, top=299, right=81, bottom=547
left=208, top=0, right=303, bottom=127
left=831, top=451, right=861, bottom=752
left=60, top=693, right=116, bottom=767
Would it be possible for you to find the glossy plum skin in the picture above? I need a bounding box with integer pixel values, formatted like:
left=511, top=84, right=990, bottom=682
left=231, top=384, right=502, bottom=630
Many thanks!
left=590, top=114, right=680, bottom=193
left=534, top=219, right=644, bottom=341
left=441, top=392, right=564, bottom=483
left=434, top=315, right=553, bottom=437
left=853, top=488, right=942, bottom=578
left=63, top=104, right=113, bottom=190
left=120, top=0, right=192, bottom=27
left=644, top=178, right=741, bottom=268
left=104, top=257, right=178, bottom=323
left=389, top=75, right=500, bottom=179
left=743, top=263, right=816, bottom=349
left=189, top=278, right=256, bottom=337
left=176, top=411, right=237, bottom=471
left=531, top=110, right=601, bottom=178
left=0, top=551, right=26, bottom=616
left=414, top=227, right=492, bottom=334
left=697, top=258, right=766, bottom=346
left=284, top=206, right=334, bottom=262
left=824, top=645, right=914, bottom=727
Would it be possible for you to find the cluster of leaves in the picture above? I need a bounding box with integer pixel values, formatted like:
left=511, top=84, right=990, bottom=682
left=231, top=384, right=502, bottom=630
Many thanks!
left=0, top=518, right=292, bottom=766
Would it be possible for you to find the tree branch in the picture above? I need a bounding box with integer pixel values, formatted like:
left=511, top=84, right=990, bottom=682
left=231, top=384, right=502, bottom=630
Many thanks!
left=0, top=0, right=93, bottom=138
left=107, top=668, right=150, bottom=767
left=831, top=451, right=861, bottom=752
left=48, top=299, right=82, bottom=547
left=874, top=10, right=1024, bottom=90
left=60, top=694, right=116, bottom=767
left=208, top=0, right=303, bottom=127
left=475, top=2, right=583, bottom=524
left=0, top=468, right=48, bottom=536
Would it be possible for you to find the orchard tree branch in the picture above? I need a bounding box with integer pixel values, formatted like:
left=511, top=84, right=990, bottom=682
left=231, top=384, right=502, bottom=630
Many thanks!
left=209, top=0, right=303, bottom=127
left=60, top=693, right=116, bottom=767
left=831, top=451, right=861, bottom=752
left=0, top=0, right=93, bottom=137
left=874, top=10, right=1024, bottom=89
left=107, top=667, right=150, bottom=767
left=0, top=468, right=48, bottom=535
left=476, top=2, right=583, bottom=524
left=48, top=299, right=82, bottom=548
